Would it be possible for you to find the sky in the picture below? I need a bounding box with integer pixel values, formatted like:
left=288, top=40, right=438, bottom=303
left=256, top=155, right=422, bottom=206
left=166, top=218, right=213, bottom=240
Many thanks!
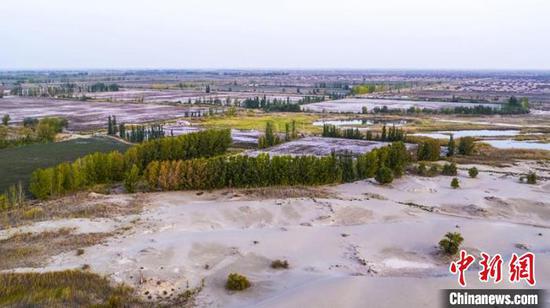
left=1, top=0, right=549, bottom=70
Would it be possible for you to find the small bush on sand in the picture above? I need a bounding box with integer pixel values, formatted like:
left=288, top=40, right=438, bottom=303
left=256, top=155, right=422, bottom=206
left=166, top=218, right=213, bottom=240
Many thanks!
left=417, top=163, right=427, bottom=176
left=451, top=178, right=460, bottom=189
left=271, top=259, right=289, bottom=269
left=442, top=163, right=457, bottom=176
left=375, top=166, right=394, bottom=184
left=439, top=232, right=464, bottom=255
left=468, top=167, right=478, bottom=178
left=225, top=273, right=251, bottom=291
left=526, top=172, right=537, bottom=184
left=428, top=165, right=439, bottom=177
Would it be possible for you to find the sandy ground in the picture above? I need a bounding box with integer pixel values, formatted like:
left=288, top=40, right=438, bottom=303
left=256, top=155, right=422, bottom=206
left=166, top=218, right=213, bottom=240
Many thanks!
left=1, top=161, right=549, bottom=307
left=0, top=96, right=209, bottom=131
left=247, top=137, right=392, bottom=156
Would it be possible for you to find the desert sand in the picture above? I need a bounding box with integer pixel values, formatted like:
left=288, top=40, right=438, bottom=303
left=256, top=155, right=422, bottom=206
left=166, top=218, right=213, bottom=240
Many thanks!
left=1, top=161, right=549, bottom=307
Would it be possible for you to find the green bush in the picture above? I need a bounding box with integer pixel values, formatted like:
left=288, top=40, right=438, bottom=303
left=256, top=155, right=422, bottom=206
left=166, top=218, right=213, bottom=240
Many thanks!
left=375, top=166, right=394, bottom=184
left=439, top=232, right=464, bottom=255
left=458, top=137, right=475, bottom=155
left=441, top=163, right=457, bottom=176
left=451, top=178, right=460, bottom=189
left=468, top=167, right=478, bottom=178
left=225, top=273, right=251, bottom=291
left=270, top=260, right=289, bottom=269
left=417, top=139, right=440, bottom=161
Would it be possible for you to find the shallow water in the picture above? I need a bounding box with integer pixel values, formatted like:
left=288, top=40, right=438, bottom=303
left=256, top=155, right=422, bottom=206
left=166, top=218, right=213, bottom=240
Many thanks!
left=411, top=130, right=520, bottom=139
left=482, top=139, right=550, bottom=151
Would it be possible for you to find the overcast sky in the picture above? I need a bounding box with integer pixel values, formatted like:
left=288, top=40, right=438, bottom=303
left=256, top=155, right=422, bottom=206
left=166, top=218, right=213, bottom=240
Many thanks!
left=1, top=0, right=549, bottom=70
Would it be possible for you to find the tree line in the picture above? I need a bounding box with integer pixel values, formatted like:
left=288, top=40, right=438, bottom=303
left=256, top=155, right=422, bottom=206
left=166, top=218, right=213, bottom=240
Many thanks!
left=322, top=124, right=406, bottom=142
left=144, top=142, right=410, bottom=192
left=107, top=116, right=166, bottom=143
left=29, top=129, right=232, bottom=199
left=367, top=97, right=529, bottom=115
left=258, top=121, right=299, bottom=149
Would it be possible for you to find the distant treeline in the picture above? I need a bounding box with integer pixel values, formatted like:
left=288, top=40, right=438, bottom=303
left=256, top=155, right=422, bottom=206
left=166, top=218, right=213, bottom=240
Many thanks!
left=145, top=142, right=410, bottom=191
left=10, top=82, right=120, bottom=97
left=242, top=96, right=326, bottom=112
left=29, top=129, right=231, bottom=199
left=322, top=124, right=406, bottom=142
left=366, top=97, right=529, bottom=115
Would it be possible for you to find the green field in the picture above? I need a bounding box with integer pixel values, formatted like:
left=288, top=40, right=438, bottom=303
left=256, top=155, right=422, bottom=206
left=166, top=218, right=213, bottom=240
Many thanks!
left=0, top=137, right=130, bottom=193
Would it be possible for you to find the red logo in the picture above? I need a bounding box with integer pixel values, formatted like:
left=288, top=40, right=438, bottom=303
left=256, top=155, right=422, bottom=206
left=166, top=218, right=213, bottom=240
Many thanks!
left=450, top=250, right=536, bottom=287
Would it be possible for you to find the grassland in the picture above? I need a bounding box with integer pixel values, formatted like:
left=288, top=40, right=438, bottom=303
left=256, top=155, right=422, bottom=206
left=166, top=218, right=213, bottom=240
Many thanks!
left=0, top=136, right=130, bottom=193
left=0, top=270, right=144, bottom=307
left=196, top=111, right=322, bottom=133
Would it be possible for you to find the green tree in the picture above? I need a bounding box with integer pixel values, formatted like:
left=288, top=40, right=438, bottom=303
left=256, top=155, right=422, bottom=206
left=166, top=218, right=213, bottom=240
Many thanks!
left=468, top=167, right=478, bottom=178
left=2, top=114, right=10, bottom=126
left=447, top=134, right=455, bottom=157
left=124, top=164, right=140, bottom=193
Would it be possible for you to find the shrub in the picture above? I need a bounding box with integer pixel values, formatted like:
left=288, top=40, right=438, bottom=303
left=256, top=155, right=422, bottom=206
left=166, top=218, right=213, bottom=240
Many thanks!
left=428, top=165, right=439, bottom=177
left=458, top=137, right=475, bottom=155
left=468, top=167, right=478, bottom=178
left=417, top=162, right=427, bottom=176
left=439, top=232, right=464, bottom=255
left=451, top=178, right=460, bottom=189
left=375, top=166, right=394, bottom=184
left=270, top=259, right=289, bottom=269
left=441, top=163, right=457, bottom=176
left=526, top=172, right=537, bottom=184
left=417, top=139, right=440, bottom=161
left=225, top=273, right=251, bottom=291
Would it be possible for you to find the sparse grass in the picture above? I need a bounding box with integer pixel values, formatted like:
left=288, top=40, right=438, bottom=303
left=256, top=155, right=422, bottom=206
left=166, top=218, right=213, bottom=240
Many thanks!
left=0, top=228, right=111, bottom=270
left=453, top=143, right=550, bottom=166
left=1, top=193, right=144, bottom=229
left=236, top=186, right=335, bottom=199
left=0, top=270, right=145, bottom=307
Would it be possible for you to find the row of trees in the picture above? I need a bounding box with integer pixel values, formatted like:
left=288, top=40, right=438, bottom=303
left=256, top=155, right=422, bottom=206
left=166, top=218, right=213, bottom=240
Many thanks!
left=242, top=96, right=301, bottom=112
left=369, top=97, right=529, bottom=115
left=417, top=136, right=476, bottom=161
left=322, top=124, right=406, bottom=142
left=107, top=116, right=166, bottom=143
left=258, top=121, right=299, bottom=149
left=144, top=142, right=410, bottom=192
left=29, top=129, right=232, bottom=199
